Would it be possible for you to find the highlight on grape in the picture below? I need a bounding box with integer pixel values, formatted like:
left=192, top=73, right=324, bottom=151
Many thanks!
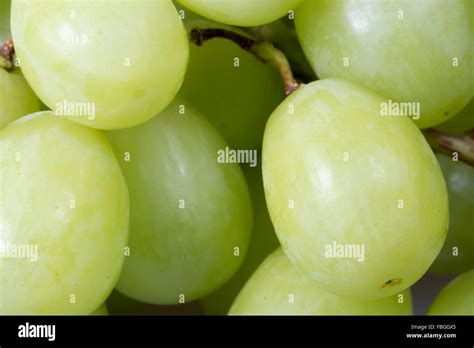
left=0, top=0, right=472, bottom=324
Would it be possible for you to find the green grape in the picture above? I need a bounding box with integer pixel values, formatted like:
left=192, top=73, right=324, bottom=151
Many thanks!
left=178, top=0, right=304, bottom=27
left=430, top=154, right=474, bottom=274
left=90, top=304, right=109, bottom=316
left=201, top=165, right=279, bottom=315
left=230, top=248, right=413, bottom=315
left=428, top=269, right=474, bottom=315
left=295, top=0, right=474, bottom=129
left=0, top=0, right=10, bottom=42
left=11, top=0, right=188, bottom=130
left=0, top=69, right=41, bottom=128
left=0, top=112, right=129, bottom=315
left=107, top=98, right=252, bottom=305
left=179, top=37, right=283, bottom=150
left=436, top=98, right=474, bottom=135
left=262, top=79, right=448, bottom=300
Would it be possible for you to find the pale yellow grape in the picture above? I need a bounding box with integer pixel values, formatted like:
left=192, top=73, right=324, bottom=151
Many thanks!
left=428, top=269, right=474, bottom=315
left=0, top=112, right=129, bottom=314
left=262, top=79, right=448, bottom=299
left=230, top=248, right=413, bottom=315
left=11, top=0, right=188, bottom=130
left=90, top=304, right=109, bottom=316
left=0, top=69, right=41, bottom=128
left=201, top=165, right=279, bottom=315
left=107, top=99, right=252, bottom=304
left=178, top=0, right=304, bottom=26
left=296, top=0, right=474, bottom=128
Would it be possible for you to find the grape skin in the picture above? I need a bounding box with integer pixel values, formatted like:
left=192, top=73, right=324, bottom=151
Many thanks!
left=11, top=0, right=189, bottom=130
left=428, top=269, right=474, bottom=315
left=262, top=79, right=448, bottom=299
left=107, top=99, right=252, bottom=305
left=178, top=0, right=304, bottom=27
left=230, top=248, right=413, bottom=315
left=201, top=165, right=279, bottom=315
left=0, top=112, right=129, bottom=315
left=295, top=0, right=474, bottom=128
left=0, top=69, right=41, bottom=128
left=429, top=154, right=474, bottom=274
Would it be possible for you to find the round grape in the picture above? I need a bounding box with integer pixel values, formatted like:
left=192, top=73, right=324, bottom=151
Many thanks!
left=0, top=112, right=129, bottom=314
left=262, top=79, right=448, bottom=299
left=11, top=0, right=189, bottom=130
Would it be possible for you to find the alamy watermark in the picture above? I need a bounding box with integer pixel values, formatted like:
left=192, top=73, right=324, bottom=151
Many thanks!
left=54, top=99, right=96, bottom=120
left=324, top=241, right=365, bottom=262
left=0, top=241, right=38, bottom=262
left=380, top=99, right=420, bottom=120
left=217, top=147, right=257, bottom=167
left=18, top=322, right=55, bottom=341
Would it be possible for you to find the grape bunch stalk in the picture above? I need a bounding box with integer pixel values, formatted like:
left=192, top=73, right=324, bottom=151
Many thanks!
left=0, top=0, right=473, bottom=317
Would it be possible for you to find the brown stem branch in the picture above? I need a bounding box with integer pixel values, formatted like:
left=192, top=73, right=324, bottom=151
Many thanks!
left=423, top=128, right=474, bottom=165
left=190, top=28, right=303, bottom=96
left=190, top=28, right=255, bottom=51
left=0, top=38, right=15, bottom=71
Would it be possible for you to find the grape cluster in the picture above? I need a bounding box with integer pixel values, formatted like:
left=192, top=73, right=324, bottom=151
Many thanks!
left=0, top=0, right=472, bottom=316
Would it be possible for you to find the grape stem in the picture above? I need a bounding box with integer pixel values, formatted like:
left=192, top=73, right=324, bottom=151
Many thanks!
left=190, top=28, right=303, bottom=96
left=0, top=38, right=15, bottom=71
left=423, top=128, right=474, bottom=165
